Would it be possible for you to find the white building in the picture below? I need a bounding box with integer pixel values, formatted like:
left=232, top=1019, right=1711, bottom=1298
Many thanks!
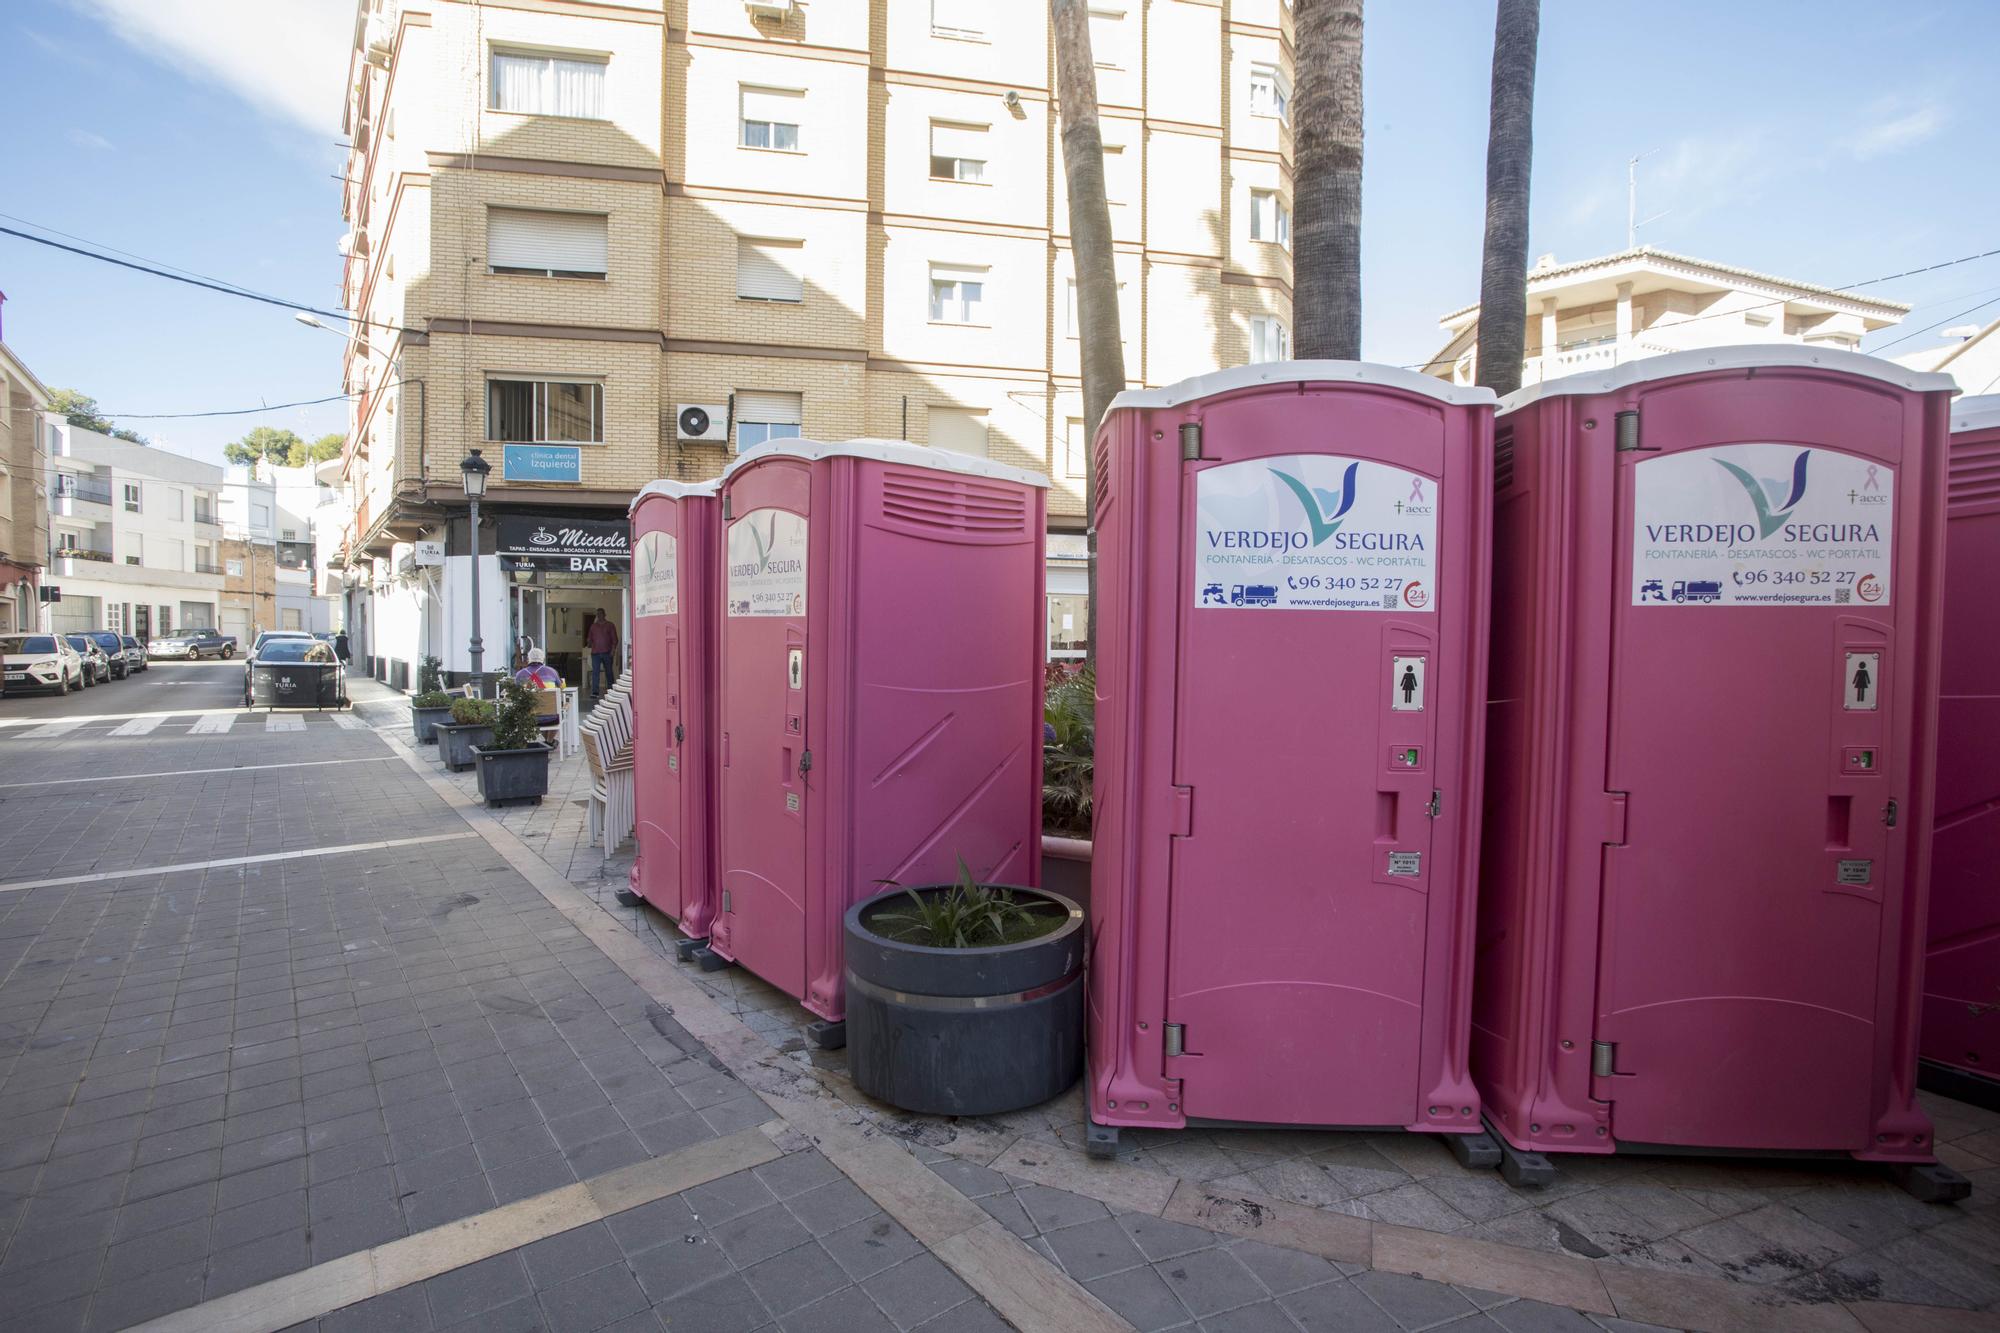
left=41, top=421, right=226, bottom=638
left=1427, top=246, right=1909, bottom=387
left=219, top=460, right=336, bottom=636
left=1894, top=317, right=2000, bottom=397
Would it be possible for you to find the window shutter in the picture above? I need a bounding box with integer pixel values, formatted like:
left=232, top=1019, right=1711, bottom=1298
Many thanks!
left=489, top=209, right=608, bottom=275
left=930, top=122, right=988, bottom=160
left=930, top=408, right=989, bottom=457
left=741, top=86, right=803, bottom=124
left=736, top=239, right=804, bottom=302
left=735, top=390, right=802, bottom=425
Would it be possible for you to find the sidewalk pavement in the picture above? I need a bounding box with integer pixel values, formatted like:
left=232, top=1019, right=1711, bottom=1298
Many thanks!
left=0, top=679, right=1989, bottom=1333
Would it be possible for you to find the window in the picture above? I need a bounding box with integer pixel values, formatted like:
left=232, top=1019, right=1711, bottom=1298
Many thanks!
left=490, top=49, right=607, bottom=119
left=1065, top=279, right=1130, bottom=341
left=0, top=467, right=11, bottom=518
left=736, top=238, right=804, bottom=303
left=930, top=408, right=988, bottom=457
left=1249, top=64, right=1290, bottom=122
left=168, top=488, right=184, bottom=521
left=929, top=122, right=988, bottom=183
left=931, top=0, right=985, bottom=39
left=251, top=502, right=271, bottom=531
left=486, top=379, right=605, bottom=444
left=1250, top=189, right=1291, bottom=247
left=929, top=265, right=987, bottom=324
left=1063, top=418, right=1088, bottom=478
left=488, top=208, right=608, bottom=278
left=1048, top=592, right=1088, bottom=658
left=1089, top=5, right=1128, bottom=70
left=740, top=86, right=803, bottom=151
left=281, top=607, right=303, bottom=631
left=124, top=483, right=141, bottom=513
left=1251, top=316, right=1290, bottom=363
left=107, top=604, right=123, bottom=634
left=734, top=390, right=802, bottom=451
left=1100, top=141, right=1131, bottom=206
left=158, top=606, right=171, bottom=635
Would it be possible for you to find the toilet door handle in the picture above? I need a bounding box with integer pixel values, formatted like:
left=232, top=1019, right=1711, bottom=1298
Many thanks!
left=674, top=723, right=684, bottom=744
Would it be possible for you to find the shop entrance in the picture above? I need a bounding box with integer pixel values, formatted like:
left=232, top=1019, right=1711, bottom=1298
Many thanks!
left=507, top=568, right=625, bottom=691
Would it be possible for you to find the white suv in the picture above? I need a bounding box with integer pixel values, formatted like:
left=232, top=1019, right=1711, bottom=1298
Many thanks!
left=1, top=633, right=85, bottom=695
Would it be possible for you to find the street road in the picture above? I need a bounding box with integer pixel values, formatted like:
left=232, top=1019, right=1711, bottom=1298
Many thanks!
left=0, top=660, right=245, bottom=720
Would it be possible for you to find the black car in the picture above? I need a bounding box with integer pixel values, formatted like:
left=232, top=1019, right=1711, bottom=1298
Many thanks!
left=120, top=636, right=149, bottom=673
left=245, top=638, right=346, bottom=709
left=83, top=630, right=130, bottom=680
left=65, top=634, right=112, bottom=685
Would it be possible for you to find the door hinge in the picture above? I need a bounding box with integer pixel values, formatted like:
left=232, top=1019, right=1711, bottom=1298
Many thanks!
left=1179, top=422, right=1203, bottom=461
left=799, top=749, right=813, bottom=775
left=1163, top=1024, right=1185, bottom=1058
left=1592, top=1040, right=1618, bottom=1078
left=721, top=889, right=732, bottom=913
left=1614, top=409, right=1642, bottom=452
left=674, top=722, right=684, bottom=744
left=721, top=493, right=733, bottom=520
left=1883, top=799, right=1898, bottom=828
left=1425, top=790, right=1441, bottom=819
left=1170, top=786, right=1194, bottom=837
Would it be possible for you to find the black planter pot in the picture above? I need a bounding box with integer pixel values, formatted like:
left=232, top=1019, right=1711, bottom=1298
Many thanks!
left=434, top=721, right=495, bottom=772
left=471, top=742, right=551, bottom=806
left=843, top=886, right=1085, bottom=1117
left=411, top=705, right=453, bottom=743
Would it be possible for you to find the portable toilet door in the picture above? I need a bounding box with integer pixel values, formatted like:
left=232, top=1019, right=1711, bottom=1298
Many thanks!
left=1920, top=395, right=2000, bottom=1109
left=1086, top=363, right=1498, bottom=1158
left=1478, top=348, right=1963, bottom=1196
left=627, top=480, right=720, bottom=944
left=710, top=438, right=1048, bottom=1041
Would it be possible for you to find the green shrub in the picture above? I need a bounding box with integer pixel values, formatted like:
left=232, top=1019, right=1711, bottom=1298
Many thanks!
left=412, top=691, right=453, bottom=709
left=449, top=697, right=495, bottom=726
left=487, top=678, right=545, bottom=751
left=417, top=655, right=444, bottom=695
left=864, top=857, right=1063, bottom=949
left=1042, top=665, right=1094, bottom=836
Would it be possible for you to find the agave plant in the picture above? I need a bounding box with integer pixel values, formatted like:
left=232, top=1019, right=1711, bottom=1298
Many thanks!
left=1042, top=665, right=1094, bottom=836
left=868, top=857, right=1052, bottom=949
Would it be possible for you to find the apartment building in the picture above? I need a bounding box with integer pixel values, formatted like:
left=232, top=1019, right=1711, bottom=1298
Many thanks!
left=333, top=0, right=1295, bottom=684
left=41, top=421, right=227, bottom=638
left=1427, top=247, right=1908, bottom=388
left=0, top=297, right=52, bottom=635
left=218, top=460, right=336, bottom=641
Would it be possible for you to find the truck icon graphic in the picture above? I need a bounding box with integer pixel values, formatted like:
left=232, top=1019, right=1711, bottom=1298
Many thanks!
left=1231, top=584, right=1279, bottom=607
left=1201, top=582, right=1227, bottom=606
left=1672, top=580, right=1723, bottom=604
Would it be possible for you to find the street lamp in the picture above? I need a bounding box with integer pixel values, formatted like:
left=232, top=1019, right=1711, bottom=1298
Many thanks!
left=460, top=449, right=492, bottom=693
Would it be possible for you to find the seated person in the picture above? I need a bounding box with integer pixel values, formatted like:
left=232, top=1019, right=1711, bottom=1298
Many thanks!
left=513, top=647, right=562, bottom=689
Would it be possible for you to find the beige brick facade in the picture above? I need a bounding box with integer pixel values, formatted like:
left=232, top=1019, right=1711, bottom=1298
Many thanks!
left=334, top=0, right=1293, bottom=647
left=0, top=336, right=52, bottom=634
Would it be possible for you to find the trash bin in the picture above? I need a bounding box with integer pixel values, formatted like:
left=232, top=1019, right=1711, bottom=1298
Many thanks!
left=628, top=480, right=722, bottom=945
left=1477, top=347, right=1963, bottom=1197
left=1085, top=363, right=1499, bottom=1158
left=708, top=438, right=1048, bottom=1044
left=1921, top=394, right=2000, bottom=1110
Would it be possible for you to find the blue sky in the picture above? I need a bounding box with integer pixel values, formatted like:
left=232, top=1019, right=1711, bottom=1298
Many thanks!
left=1, top=1, right=1994, bottom=466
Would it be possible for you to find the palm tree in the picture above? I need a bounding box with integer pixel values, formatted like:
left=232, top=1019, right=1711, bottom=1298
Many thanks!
left=1051, top=0, right=1126, bottom=656
left=1473, top=0, right=1541, bottom=396
left=1293, top=0, right=1364, bottom=360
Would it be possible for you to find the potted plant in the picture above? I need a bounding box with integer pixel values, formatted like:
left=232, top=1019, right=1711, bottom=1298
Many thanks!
left=433, top=696, right=496, bottom=773
left=471, top=678, right=553, bottom=806
left=843, top=858, right=1084, bottom=1116
left=410, top=656, right=453, bottom=743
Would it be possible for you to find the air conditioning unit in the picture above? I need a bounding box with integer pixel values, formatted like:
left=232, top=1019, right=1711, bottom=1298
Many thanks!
left=747, top=0, right=796, bottom=18
left=676, top=403, right=729, bottom=443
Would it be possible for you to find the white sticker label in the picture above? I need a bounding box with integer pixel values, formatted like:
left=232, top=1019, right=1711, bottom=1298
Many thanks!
left=1836, top=859, right=1872, bottom=886
left=1844, top=652, right=1880, bottom=710
left=634, top=531, right=678, bottom=618
left=788, top=649, right=803, bottom=690
left=1194, top=455, right=1438, bottom=612
left=1391, top=655, right=1425, bottom=712
left=1387, top=851, right=1422, bottom=877
left=727, top=509, right=808, bottom=618
left=1632, top=445, right=1893, bottom=607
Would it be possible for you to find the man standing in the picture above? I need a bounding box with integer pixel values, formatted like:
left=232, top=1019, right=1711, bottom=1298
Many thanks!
left=586, top=608, right=619, bottom=698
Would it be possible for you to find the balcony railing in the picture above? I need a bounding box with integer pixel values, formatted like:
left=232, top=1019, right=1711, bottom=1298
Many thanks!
left=67, top=482, right=113, bottom=505
left=53, top=545, right=113, bottom=563
left=193, top=507, right=218, bottom=526
left=193, top=559, right=223, bottom=575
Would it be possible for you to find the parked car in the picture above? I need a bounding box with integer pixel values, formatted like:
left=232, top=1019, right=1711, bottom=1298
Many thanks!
left=0, top=633, right=85, bottom=695
left=82, top=630, right=130, bottom=680
left=245, top=630, right=314, bottom=692
left=148, top=627, right=236, bottom=659
left=245, top=637, right=345, bottom=710
left=120, top=636, right=148, bottom=673
left=65, top=634, right=112, bottom=685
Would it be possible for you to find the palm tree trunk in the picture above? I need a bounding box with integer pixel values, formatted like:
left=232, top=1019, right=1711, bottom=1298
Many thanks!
left=1293, top=0, right=1364, bottom=361
left=1052, top=0, right=1126, bottom=660
left=1474, top=0, right=1541, bottom=397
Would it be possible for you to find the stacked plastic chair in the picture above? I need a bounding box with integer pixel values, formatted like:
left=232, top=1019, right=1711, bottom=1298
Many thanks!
left=581, top=673, right=636, bottom=853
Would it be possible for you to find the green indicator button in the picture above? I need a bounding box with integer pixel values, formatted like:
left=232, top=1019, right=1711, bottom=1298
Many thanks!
left=1404, top=748, right=1419, bottom=766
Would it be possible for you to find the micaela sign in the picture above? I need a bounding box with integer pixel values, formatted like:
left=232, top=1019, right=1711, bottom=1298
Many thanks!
left=496, top=515, right=631, bottom=572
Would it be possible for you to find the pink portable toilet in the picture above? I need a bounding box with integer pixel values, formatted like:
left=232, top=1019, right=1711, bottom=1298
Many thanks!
left=708, top=439, right=1047, bottom=1045
left=627, top=480, right=723, bottom=954
left=1477, top=347, right=1965, bottom=1199
left=1921, top=395, right=2000, bottom=1109
left=1086, top=363, right=1500, bottom=1161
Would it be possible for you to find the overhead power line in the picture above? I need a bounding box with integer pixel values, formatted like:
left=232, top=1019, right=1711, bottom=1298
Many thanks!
left=74, top=384, right=400, bottom=421
left=0, top=223, right=407, bottom=336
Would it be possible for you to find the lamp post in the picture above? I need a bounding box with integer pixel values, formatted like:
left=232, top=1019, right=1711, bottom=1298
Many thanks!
left=460, top=449, right=491, bottom=694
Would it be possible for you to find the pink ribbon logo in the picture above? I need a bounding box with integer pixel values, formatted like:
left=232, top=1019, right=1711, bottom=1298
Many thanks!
left=1864, top=465, right=1881, bottom=492
left=1408, top=477, right=1426, bottom=504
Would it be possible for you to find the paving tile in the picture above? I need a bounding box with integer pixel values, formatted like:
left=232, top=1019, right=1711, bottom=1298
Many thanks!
left=81, top=1258, right=206, bottom=1333
left=522, top=1221, right=625, bottom=1289
left=1351, top=1270, right=1481, bottom=1330
left=487, top=1152, right=577, bottom=1205
left=822, top=1213, right=926, bottom=1282
left=1084, top=1264, right=1196, bottom=1332
left=649, top=1272, right=771, bottom=1333
left=323, top=1283, right=434, bottom=1333
left=784, top=1176, right=882, bottom=1237
left=1045, top=1213, right=1151, bottom=1282
left=402, top=1171, right=496, bottom=1231
left=1199, top=1300, right=1307, bottom=1333
left=1229, top=1238, right=1346, bottom=1296
left=912, top=1298, right=1012, bottom=1333
left=1121, top=1212, right=1223, bottom=1262
left=754, top=1150, right=844, bottom=1201
left=864, top=1252, right=972, bottom=1331
left=101, top=1217, right=211, bottom=1282
left=740, top=1237, right=849, bottom=1317
left=629, top=1230, right=733, bottom=1302
left=205, top=1227, right=309, bottom=1299
left=1156, top=1246, right=1270, bottom=1319
left=682, top=1169, right=778, bottom=1227
left=212, top=1188, right=308, bottom=1252
left=1281, top=1278, right=1404, bottom=1333
left=1014, top=1182, right=1112, bottom=1234
left=536, top=1262, right=652, bottom=1333
left=1487, top=1300, right=1599, bottom=1333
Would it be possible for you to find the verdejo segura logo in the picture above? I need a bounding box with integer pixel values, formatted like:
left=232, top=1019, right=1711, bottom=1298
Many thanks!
left=1715, top=450, right=1810, bottom=539
left=1269, top=462, right=1359, bottom=546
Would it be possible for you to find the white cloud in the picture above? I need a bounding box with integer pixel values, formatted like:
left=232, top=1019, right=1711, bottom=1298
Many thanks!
left=66, top=127, right=115, bottom=151
left=1850, top=101, right=1948, bottom=161
left=66, top=0, right=352, bottom=136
